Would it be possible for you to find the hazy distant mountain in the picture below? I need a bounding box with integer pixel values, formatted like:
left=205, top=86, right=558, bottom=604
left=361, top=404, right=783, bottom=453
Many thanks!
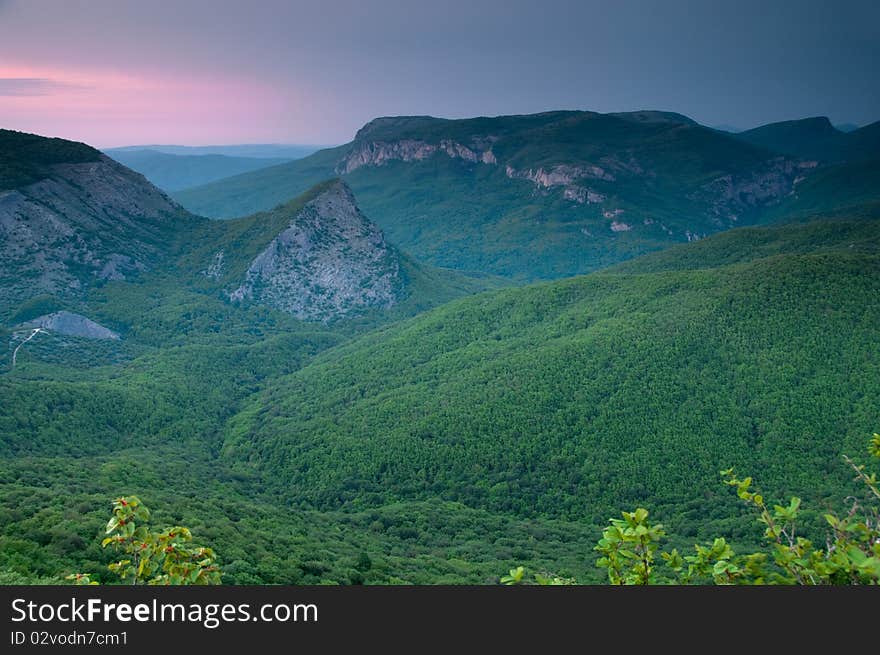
left=734, top=116, right=880, bottom=162
left=174, top=110, right=821, bottom=280
left=735, top=117, right=847, bottom=161
left=107, top=144, right=325, bottom=159
left=105, top=149, right=292, bottom=191
left=835, top=123, right=861, bottom=133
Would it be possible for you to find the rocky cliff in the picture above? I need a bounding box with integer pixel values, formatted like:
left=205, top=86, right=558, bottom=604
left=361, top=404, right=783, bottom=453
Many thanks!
left=337, top=138, right=497, bottom=174
left=0, top=138, right=193, bottom=306
left=693, top=158, right=819, bottom=223
left=226, top=180, right=403, bottom=321
left=331, top=112, right=811, bottom=217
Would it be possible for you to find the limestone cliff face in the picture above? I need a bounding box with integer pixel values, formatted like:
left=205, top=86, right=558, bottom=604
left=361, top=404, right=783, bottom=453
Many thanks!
left=503, top=164, right=612, bottom=204
left=505, top=163, right=615, bottom=186
left=337, top=138, right=497, bottom=174
left=227, top=180, right=403, bottom=321
left=327, top=115, right=823, bottom=220
left=695, top=158, right=818, bottom=223
left=0, top=155, right=188, bottom=304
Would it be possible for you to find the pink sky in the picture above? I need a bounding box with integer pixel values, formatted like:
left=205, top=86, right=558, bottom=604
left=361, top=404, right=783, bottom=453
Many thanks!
left=0, top=62, right=316, bottom=147
left=0, top=1, right=876, bottom=148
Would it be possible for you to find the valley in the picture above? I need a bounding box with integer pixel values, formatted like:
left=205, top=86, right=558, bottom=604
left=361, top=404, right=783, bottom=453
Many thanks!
left=0, top=110, right=878, bottom=585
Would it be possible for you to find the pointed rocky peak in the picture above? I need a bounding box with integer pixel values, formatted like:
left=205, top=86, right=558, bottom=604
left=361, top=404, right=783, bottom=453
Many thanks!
left=227, top=180, right=404, bottom=321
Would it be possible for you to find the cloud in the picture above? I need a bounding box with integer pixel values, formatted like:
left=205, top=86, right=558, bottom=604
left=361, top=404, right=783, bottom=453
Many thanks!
left=0, top=77, right=84, bottom=96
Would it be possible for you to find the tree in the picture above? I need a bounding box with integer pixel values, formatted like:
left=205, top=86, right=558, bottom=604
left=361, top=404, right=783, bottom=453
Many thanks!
left=504, top=434, right=880, bottom=585
left=68, top=496, right=221, bottom=585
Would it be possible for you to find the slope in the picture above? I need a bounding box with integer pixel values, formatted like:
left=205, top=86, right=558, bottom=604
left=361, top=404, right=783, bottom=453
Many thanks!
left=221, top=210, right=880, bottom=540
left=0, top=130, right=197, bottom=310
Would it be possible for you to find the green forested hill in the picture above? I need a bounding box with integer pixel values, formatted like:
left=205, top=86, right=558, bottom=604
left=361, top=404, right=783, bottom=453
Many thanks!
left=0, top=140, right=508, bottom=584
left=610, top=205, right=880, bottom=273
left=2, top=205, right=878, bottom=584
left=765, top=160, right=880, bottom=220
left=220, top=212, right=880, bottom=534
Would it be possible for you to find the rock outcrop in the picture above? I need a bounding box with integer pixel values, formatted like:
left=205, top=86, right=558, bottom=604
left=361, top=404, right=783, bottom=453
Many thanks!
left=0, top=153, right=190, bottom=305
left=337, top=138, right=497, bottom=174
left=695, top=158, right=819, bottom=223
left=228, top=180, right=403, bottom=321
left=324, top=114, right=821, bottom=216
left=18, top=311, right=120, bottom=340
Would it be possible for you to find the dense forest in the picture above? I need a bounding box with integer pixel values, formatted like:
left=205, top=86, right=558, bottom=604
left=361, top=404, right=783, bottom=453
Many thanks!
left=2, top=209, right=878, bottom=584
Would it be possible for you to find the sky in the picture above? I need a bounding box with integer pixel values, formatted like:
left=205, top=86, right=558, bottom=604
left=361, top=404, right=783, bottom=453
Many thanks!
left=0, top=0, right=877, bottom=147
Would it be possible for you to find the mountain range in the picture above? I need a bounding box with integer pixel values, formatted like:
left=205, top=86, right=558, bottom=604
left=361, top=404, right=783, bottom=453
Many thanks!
left=174, top=110, right=880, bottom=280
left=0, top=109, right=878, bottom=584
left=103, top=144, right=325, bottom=192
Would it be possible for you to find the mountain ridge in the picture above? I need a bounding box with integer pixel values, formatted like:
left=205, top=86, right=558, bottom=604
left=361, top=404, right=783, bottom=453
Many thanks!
left=734, top=116, right=880, bottom=162
left=175, top=110, right=826, bottom=280
left=2, top=122, right=878, bottom=582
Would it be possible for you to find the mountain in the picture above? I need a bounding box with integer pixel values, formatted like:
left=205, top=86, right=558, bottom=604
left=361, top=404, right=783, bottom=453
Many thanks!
left=107, top=144, right=325, bottom=159
left=2, top=127, right=878, bottom=586
left=220, top=208, right=880, bottom=536
left=1, top=130, right=493, bottom=328
left=763, top=159, right=880, bottom=220
left=178, top=179, right=491, bottom=322
left=0, top=133, right=512, bottom=585
left=0, top=129, right=195, bottom=308
left=735, top=116, right=846, bottom=160
left=844, top=120, right=880, bottom=162
left=175, top=110, right=823, bottom=280
left=734, top=117, right=880, bottom=163
left=104, top=149, right=292, bottom=192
